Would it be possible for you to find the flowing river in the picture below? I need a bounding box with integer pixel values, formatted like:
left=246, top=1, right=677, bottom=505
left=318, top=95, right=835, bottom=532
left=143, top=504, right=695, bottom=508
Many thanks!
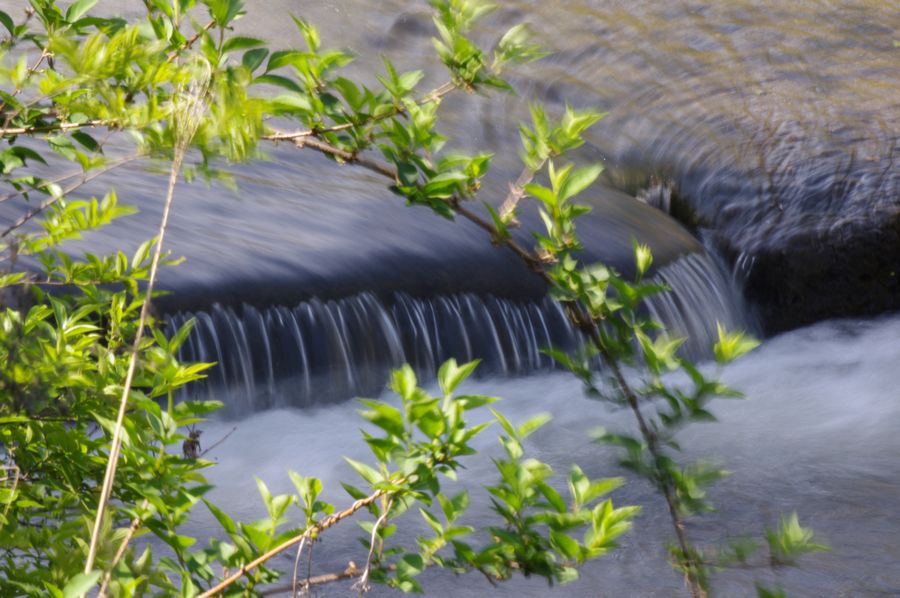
left=1, top=0, right=898, bottom=595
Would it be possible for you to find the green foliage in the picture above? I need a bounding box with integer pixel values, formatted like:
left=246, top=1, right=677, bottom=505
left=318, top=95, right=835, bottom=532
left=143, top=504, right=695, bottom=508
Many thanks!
left=0, top=1, right=825, bottom=596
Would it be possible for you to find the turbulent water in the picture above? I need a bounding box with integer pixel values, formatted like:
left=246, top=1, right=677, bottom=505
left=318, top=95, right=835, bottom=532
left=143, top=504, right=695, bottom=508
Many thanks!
left=192, top=314, right=900, bottom=597
left=166, top=251, right=750, bottom=412
left=0, top=0, right=897, bottom=595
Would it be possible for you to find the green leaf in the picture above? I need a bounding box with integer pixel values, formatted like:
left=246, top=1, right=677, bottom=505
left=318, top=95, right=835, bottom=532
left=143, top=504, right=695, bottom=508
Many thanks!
left=204, top=0, right=245, bottom=27
left=254, top=74, right=304, bottom=93
left=345, top=457, right=381, bottom=485
left=242, top=48, right=269, bottom=72
left=550, top=530, right=581, bottom=560
left=397, top=162, right=418, bottom=186
left=390, top=365, right=417, bottom=401
left=524, top=182, right=557, bottom=208
left=255, top=477, right=273, bottom=510
left=61, top=571, right=100, bottom=598
left=713, top=324, right=760, bottom=364
left=223, top=36, right=265, bottom=53
left=0, top=272, right=25, bottom=287
left=633, top=241, right=653, bottom=278
left=0, top=10, right=14, bottom=35
left=65, top=0, right=98, bottom=23
left=437, top=358, right=479, bottom=395
left=396, top=553, right=425, bottom=578
left=558, top=164, right=603, bottom=203
left=518, top=412, right=552, bottom=438
left=358, top=399, right=405, bottom=438
left=70, top=131, right=101, bottom=153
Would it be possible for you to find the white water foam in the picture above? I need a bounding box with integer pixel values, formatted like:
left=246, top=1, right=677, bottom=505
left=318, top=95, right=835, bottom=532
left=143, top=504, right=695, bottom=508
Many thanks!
left=187, top=313, right=900, bottom=596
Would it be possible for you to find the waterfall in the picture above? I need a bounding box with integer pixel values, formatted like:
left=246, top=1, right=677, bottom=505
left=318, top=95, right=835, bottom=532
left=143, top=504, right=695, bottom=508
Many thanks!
left=166, top=251, right=753, bottom=413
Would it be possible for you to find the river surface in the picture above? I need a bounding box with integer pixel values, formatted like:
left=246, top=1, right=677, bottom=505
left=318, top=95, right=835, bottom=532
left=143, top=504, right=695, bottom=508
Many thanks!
left=194, top=314, right=900, bottom=597
left=1, top=0, right=898, bottom=595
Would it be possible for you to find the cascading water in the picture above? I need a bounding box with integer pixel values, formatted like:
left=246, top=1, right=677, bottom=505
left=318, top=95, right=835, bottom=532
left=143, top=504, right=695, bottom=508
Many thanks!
left=194, top=312, right=900, bottom=597
left=165, top=249, right=751, bottom=413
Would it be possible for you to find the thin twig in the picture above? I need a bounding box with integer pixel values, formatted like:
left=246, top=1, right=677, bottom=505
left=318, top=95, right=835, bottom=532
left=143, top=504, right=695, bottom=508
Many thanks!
left=263, top=80, right=458, bottom=142
left=0, top=465, right=20, bottom=526
left=498, top=160, right=545, bottom=224
left=198, top=425, right=238, bottom=458
left=290, top=536, right=308, bottom=598
left=287, top=136, right=546, bottom=273
left=259, top=562, right=361, bottom=596
left=83, top=141, right=184, bottom=579
left=276, top=131, right=706, bottom=597
left=198, top=490, right=385, bottom=598
left=0, top=119, right=107, bottom=138
left=0, top=48, right=50, bottom=134
left=352, top=497, right=392, bottom=595
left=96, top=499, right=150, bottom=597
left=83, top=72, right=208, bottom=583
left=166, top=19, right=216, bottom=63
left=0, top=153, right=141, bottom=238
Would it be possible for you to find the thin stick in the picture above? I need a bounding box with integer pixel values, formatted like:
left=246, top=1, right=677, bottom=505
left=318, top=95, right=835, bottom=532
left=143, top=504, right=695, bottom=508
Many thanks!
left=82, top=139, right=185, bottom=578
left=83, top=70, right=208, bottom=582
left=0, top=48, right=50, bottom=135
left=352, top=497, right=392, bottom=595
left=276, top=132, right=705, bottom=597
left=262, top=80, right=458, bottom=142
left=0, top=465, right=20, bottom=526
left=198, top=490, right=385, bottom=598
left=166, top=19, right=216, bottom=63
left=1, top=154, right=141, bottom=238
left=259, top=562, right=361, bottom=596
left=96, top=499, right=150, bottom=597
left=290, top=536, right=308, bottom=598
left=199, top=425, right=238, bottom=458
left=0, top=119, right=107, bottom=138
left=498, top=160, right=545, bottom=223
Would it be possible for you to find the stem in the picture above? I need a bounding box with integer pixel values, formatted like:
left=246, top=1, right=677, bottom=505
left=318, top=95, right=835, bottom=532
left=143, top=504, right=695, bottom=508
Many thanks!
left=0, top=48, right=51, bottom=135
left=83, top=140, right=184, bottom=580
left=95, top=499, right=149, bottom=598
left=0, top=119, right=108, bottom=138
left=198, top=425, right=238, bottom=458
left=263, top=80, right=458, bottom=143
left=166, top=19, right=216, bottom=63
left=259, top=563, right=361, bottom=596
left=582, top=320, right=704, bottom=598
left=276, top=135, right=706, bottom=597
left=0, top=154, right=142, bottom=238
left=498, top=160, right=545, bottom=223
left=290, top=536, right=308, bottom=598
left=198, top=490, right=385, bottom=598
left=352, top=497, right=392, bottom=595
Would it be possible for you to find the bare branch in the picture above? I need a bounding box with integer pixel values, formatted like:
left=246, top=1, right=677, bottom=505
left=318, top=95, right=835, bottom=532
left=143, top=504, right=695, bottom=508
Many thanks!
left=352, top=497, right=392, bottom=595
left=197, top=490, right=385, bottom=598
left=198, top=425, right=238, bottom=458
left=498, top=160, right=546, bottom=224
left=263, top=81, right=458, bottom=143
left=166, top=19, right=216, bottom=63
left=0, top=119, right=108, bottom=138
left=84, top=75, right=209, bottom=582
left=0, top=154, right=142, bottom=239
left=259, top=562, right=361, bottom=596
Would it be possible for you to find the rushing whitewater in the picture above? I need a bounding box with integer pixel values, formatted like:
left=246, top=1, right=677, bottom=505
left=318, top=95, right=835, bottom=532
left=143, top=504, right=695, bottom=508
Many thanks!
left=190, top=314, right=900, bottom=597
left=166, top=251, right=750, bottom=413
